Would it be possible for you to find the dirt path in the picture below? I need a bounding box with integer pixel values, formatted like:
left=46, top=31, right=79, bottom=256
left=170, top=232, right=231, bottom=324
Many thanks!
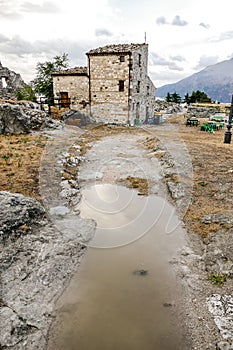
left=1, top=121, right=233, bottom=349
left=46, top=124, right=222, bottom=349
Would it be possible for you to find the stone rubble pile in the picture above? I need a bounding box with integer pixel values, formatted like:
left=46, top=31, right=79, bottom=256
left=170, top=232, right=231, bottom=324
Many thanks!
left=0, top=100, right=62, bottom=134
left=186, top=105, right=222, bottom=118
left=154, top=100, right=183, bottom=114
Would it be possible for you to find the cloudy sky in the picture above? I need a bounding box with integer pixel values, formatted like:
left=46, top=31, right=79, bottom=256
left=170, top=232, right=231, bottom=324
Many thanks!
left=1, top=0, right=233, bottom=87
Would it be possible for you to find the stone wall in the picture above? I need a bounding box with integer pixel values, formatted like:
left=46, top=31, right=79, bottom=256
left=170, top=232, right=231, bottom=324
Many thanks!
left=128, top=45, right=156, bottom=124
left=0, top=61, right=25, bottom=100
left=53, top=74, right=89, bottom=114
left=89, top=54, right=130, bottom=123
left=52, top=44, right=156, bottom=125
left=88, top=44, right=156, bottom=124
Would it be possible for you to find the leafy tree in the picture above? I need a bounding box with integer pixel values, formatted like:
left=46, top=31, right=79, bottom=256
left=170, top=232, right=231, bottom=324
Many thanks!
left=15, top=84, right=37, bottom=102
left=165, top=92, right=172, bottom=102
left=171, top=92, right=182, bottom=104
left=32, top=53, right=69, bottom=102
left=183, top=93, right=191, bottom=105
left=165, top=92, right=182, bottom=104
left=190, top=90, right=211, bottom=103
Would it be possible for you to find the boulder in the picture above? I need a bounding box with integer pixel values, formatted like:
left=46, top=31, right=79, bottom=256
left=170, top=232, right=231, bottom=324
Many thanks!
left=0, top=103, right=30, bottom=134
left=0, top=191, right=46, bottom=241
left=0, top=101, right=63, bottom=134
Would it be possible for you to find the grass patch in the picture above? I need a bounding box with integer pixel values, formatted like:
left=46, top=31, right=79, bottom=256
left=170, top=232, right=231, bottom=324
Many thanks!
left=122, top=176, right=149, bottom=195
left=208, top=272, right=227, bottom=285
left=198, top=181, right=208, bottom=187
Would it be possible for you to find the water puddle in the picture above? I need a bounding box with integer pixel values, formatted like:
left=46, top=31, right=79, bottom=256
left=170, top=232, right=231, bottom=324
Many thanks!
left=47, top=184, right=188, bottom=350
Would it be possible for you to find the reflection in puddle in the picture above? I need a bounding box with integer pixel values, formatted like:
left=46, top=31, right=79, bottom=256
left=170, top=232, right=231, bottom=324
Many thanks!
left=76, top=184, right=180, bottom=248
left=48, top=184, right=188, bottom=350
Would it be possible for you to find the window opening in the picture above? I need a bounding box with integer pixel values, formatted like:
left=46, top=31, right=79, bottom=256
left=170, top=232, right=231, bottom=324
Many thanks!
left=2, top=77, right=7, bottom=88
left=138, top=54, right=141, bottom=67
left=119, top=80, right=124, bottom=92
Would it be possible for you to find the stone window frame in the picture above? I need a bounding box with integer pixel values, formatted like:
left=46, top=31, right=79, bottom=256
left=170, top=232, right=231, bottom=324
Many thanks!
left=120, top=55, right=125, bottom=62
left=136, top=81, right=140, bottom=93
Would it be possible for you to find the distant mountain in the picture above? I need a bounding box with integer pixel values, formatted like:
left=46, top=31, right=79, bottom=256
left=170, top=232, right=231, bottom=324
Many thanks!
left=156, top=58, right=233, bottom=103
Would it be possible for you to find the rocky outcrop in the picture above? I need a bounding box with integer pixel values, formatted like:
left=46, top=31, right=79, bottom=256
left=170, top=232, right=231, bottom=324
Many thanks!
left=0, top=191, right=46, bottom=241
left=0, top=103, right=30, bottom=134
left=0, top=190, right=88, bottom=349
left=0, top=101, right=62, bottom=134
left=0, top=61, right=25, bottom=100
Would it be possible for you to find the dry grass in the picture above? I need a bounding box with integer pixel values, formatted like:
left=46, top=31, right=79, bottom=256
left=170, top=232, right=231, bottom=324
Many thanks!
left=168, top=115, right=233, bottom=236
left=119, top=176, right=149, bottom=195
left=0, top=133, right=47, bottom=201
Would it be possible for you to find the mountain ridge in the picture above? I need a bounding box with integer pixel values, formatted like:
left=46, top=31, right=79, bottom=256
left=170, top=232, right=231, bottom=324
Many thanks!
left=156, top=58, right=233, bottom=103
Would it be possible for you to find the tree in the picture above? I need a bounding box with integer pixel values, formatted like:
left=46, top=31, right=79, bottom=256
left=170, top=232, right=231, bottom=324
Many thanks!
left=165, top=92, right=172, bottom=102
left=190, top=90, right=211, bottom=103
left=183, top=93, right=191, bottom=105
left=32, top=53, right=69, bottom=102
left=15, top=84, right=37, bottom=102
left=171, top=92, right=182, bottom=104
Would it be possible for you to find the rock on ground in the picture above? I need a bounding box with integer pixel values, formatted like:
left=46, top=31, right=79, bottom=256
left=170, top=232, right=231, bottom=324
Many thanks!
left=0, top=102, right=62, bottom=134
left=0, top=191, right=46, bottom=241
left=0, top=191, right=90, bottom=349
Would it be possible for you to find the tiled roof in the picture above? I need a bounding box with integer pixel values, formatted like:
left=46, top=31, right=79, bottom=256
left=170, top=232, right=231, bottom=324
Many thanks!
left=87, top=43, right=147, bottom=55
left=52, top=67, right=88, bottom=76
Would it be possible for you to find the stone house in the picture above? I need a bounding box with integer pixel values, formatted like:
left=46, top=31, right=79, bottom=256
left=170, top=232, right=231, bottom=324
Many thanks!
left=52, top=43, right=156, bottom=124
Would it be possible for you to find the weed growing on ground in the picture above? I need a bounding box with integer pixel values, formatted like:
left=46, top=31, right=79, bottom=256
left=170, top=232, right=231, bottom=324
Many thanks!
left=198, top=181, right=208, bottom=187
left=1, top=153, right=13, bottom=165
left=208, top=272, right=227, bottom=285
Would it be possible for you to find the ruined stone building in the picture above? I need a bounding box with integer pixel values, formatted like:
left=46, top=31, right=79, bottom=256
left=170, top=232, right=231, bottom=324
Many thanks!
left=52, top=43, right=156, bottom=124
left=0, top=62, right=25, bottom=100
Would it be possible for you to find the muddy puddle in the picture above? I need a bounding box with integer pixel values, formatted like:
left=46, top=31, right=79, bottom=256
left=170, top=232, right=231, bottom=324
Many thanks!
left=47, top=184, right=188, bottom=350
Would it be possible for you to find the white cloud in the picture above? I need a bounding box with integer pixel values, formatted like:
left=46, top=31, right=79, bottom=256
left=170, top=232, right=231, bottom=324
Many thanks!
left=199, top=22, right=210, bottom=29
left=156, top=16, right=167, bottom=25
left=0, top=0, right=21, bottom=19
left=171, top=15, right=188, bottom=26
left=1, top=0, right=233, bottom=87
left=194, top=55, right=219, bottom=70
left=95, top=28, right=113, bottom=37
left=20, top=1, right=60, bottom=13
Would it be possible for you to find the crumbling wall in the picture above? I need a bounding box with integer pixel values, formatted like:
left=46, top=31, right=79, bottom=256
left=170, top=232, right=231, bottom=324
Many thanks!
left=0, top=61, right=25, bottom=100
